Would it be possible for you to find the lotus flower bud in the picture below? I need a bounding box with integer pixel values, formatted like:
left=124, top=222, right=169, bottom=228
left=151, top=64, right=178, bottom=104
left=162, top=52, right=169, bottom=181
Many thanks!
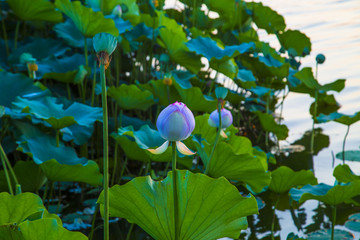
left=316, top=54, right=326, bottom=64
left=215, top=87, right=228, bottom=99
left=157, top=102, right=195, bottom=141
left=93, top=32, right=118, bottom=69
left=112, top=5, right=122, bottom=18
left=208, top=108, right=233, bottom=129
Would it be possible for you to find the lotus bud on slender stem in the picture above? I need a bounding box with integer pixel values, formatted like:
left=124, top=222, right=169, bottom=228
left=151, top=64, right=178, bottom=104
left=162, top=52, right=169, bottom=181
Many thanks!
left=93, top=32, right=117, bottom=240
left=147, top=102, right=196, bottom=240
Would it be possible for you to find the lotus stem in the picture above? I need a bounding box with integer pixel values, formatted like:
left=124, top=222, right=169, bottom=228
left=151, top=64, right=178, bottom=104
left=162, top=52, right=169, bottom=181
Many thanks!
left=342, top=125, right=350, bottom=164
left=91, top=60, right=97, bottom=106
left=172, top=141, right=180, bottom=240
left=271, top=194, right=280, bottom=240
left=56, top=130, right=60, bottom=147
left=0, top=4, right=9, bottom=56
left=331, top=205, right=336, bottom=240
left=100, top=62, right=110, bottom=240
left=14, top=21, right=20, bottom=49
left=0, top=151, right=13, bottom=195
left=0, top=143, right=20, bottom=193
left=118, top=156, right=128, bottom=184
left=125, top=223, right=135, bottom=240
left=205, top=101, right=222, bottom=175
left=84, top=38, right=88, bottom=67
left=310, top=91, right=318, bottom=154
left=89, top=203, right=100, bottom=240
left=265, top=94, right=270, bottom=152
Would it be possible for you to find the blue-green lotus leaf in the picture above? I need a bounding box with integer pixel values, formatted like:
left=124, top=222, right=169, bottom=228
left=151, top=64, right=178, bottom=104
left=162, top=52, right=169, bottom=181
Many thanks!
left=55, top=0, right=119, bottom=38
left=61, top=124, right=94, bottom=146
left=0, top=72, right=43, bottom=108
left=157, top=12, right=202, bottom=73
left=333, top=164, right=360, bottom=183
left=54, top=19, right=91, bottom=48
left=19, top=218, right=88, bottom=240
left=250, top=86, right=273, bottom=97
left=124, top=22, right=156, bottom=42
left=117, top=0, right=140, bottom=25
left=186, top=36, right=254, bottom=61
left=113, top=17, right=133, bottom=34
left=0, top=106, right=5, bottom=118
left=278, top=30, right=311, bottom=57
left=0, top=161, right=46, bottom=193
left=85, top=0, right=118, bottom=15
left=236, top=69, right=256, bottom=88
left=246, top=2, right=285, bottom=34
left=345, top=213, right=360, bottom=232
left=12, top=96, right=102, bottom=129
left=269, top=166, right=317, bottom=194
left=307, top=229, right=354, bottom=240
left=290, top=181, right=360, bottom=205
left=335, top=150, right=360, bottom=162
left=40, top=54, right=87, bottom=82
left=7, top=0, right=62, bottom=22
left=9, top=38, right=69, bottom=64
left=317, top=111, right=360, bottom=126
left=254, top=111, right=289, bottom=140
left=93, top=32, right=118, bottom=55
left=107, top=84, right=156, bottom=111
left=174, top=82, right=217, bottom=112
left=98, top=170, right=258, bottom=240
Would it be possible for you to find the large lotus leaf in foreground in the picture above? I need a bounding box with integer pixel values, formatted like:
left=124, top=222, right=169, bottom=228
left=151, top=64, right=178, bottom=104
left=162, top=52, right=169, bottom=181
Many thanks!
left=269, top=166, right=317, bottom=194
left=0, top=193, right=86, bottom=240
left=98, top=170, right=258, bottom=240
left=55, top=0, right=118, bottom=38
left=107, top=84, right=156, bottom=111
left=12, top=96, right=102, bottom=130
left=0, top=72, right=42, bottom=108
left=289, top=181, right=360, bottom=205
left=7, top=0, right=62, bottom=22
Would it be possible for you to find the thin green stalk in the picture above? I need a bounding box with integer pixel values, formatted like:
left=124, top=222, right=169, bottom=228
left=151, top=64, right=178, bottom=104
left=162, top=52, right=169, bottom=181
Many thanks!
left=271, top=194, right=280, bottom=240
left=125, top=223, right=135, bottom=240
left=205, top=102, right=222, bottom=175
left=91, top=60, right=97, bottom=106
left=310, top=91, right=318, bottom=154
left=46, top=181, right=54, bottom=208
left=164, top=161, right=170, bottom=175
left=192, top=0, right=197, bottom=27
left=56, top=130, right=60, bottom=147
left=1, top=152, right=13, bottom=195
left=42, top=181, right=49, bottom=201
left=342, top=125, right=350, bottom=164
left=100, top=63, right=110, bottom=240
left=0, top=4, right=9, bottom=56
left=0, top=144, right=19, bottom=189
left=89, top=203, right=100, bottom=240
left=118, top=157, right=128, bottom=184
left=172, top=141, right=180, bottom=240
left=66, top=83, right=71, bottom=100
left=84, top=38, right=89, bottom=67
left=265, top=93, right=270, bottom=151
left=14, top=21, right=20, bottom=49
left=331, top=205, right=336, bottom=240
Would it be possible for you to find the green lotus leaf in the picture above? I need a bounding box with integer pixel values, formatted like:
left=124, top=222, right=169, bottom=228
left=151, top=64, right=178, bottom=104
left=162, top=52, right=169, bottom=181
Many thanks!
left=157, top=12, right=202, bottom=73
left=254, top=111, right=289, bottom=140
left=318, top=79, right=346, bottom=93
left=193, top=131, right=270, bottom=193
left=19, top=218, right=87, bottom=240
left=293, top=67, right=320, bottom=90
left=0, top=192, right=45, bottom=225
left=278, top=29, right=311, bottom=57
left=246, top=2, right=286, bottom=34
left=107, top=84, right=156, bottom=111
left=7, top=0, right=62, bottom=22
left=186, top=36, right=254, bottom=61
left=289, top=181, right=360, bottom=205
left=12, top=96, right=102, bottom=129
left=333, top=164, right=360, bottom=183
left=317, top=111, right=360, bottom=126
left=143, top=80, right=181, bottom=106
left=117, top=0, right=140, bottom=25
left=174, top=82, right=217, bottom=112
left=210, top=58, right=238, bottom=79
left=310, top=93, right=341, bottom=116
left=98, top=170, right=258, bottom=240
left=85, top=0, right=118, bottom=15
left=53, top=19, right=89, bottom=48
left=269, top=166, right=317, bottom=194
left=236, top=69, right=256, bottom=88
left=0, top=72, right=43, bottom=108
left=55, top=0, right=119, bottom=38
left=307, top=229, right=354, bottom=240
left=9, top=38, right=69, bottom=64
left=345, top=213, right=360, bottom=232
left=16, top=134, right=102, bottom=186
left=335, top=150, right=360, bottom=162
left=0, top=161, right=46, bottom=193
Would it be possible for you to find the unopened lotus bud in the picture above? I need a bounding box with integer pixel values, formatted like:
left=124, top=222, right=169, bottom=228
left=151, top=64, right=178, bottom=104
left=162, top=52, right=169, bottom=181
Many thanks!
left=208, top=108, right=233, bottom=129
left=112, top=5, right=122, bottom=18
left=215, top=87, right=228, bottom=99
left=93, top=32, right=118, bottom=69
left=316, top=54, right=325, bottom=64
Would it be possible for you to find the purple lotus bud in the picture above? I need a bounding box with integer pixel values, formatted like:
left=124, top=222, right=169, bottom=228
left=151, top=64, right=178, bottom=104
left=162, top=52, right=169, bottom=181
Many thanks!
left=156, top=102, right=195, bottom=141
left=208, top=108, right=233, bottom=128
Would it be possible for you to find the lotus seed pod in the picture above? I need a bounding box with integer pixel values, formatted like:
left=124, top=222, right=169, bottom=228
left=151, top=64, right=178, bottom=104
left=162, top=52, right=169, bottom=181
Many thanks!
left=215, top=87, right=228, bottom=99
left=93, top=32, right=118, bottom=55
left=156, top=102, right=195, bottom=141
left=208, top=108, right=233, bottom=129
left=316, top=54, right=326, bottom=64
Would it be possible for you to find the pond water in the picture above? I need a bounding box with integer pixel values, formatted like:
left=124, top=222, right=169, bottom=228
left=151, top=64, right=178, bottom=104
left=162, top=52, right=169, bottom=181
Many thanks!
left=257, top=0, right=360, bottom=238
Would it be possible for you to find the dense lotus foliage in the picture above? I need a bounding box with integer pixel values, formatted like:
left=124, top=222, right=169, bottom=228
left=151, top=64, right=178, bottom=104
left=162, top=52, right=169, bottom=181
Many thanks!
left=0, top=0, right=359, bottom=240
